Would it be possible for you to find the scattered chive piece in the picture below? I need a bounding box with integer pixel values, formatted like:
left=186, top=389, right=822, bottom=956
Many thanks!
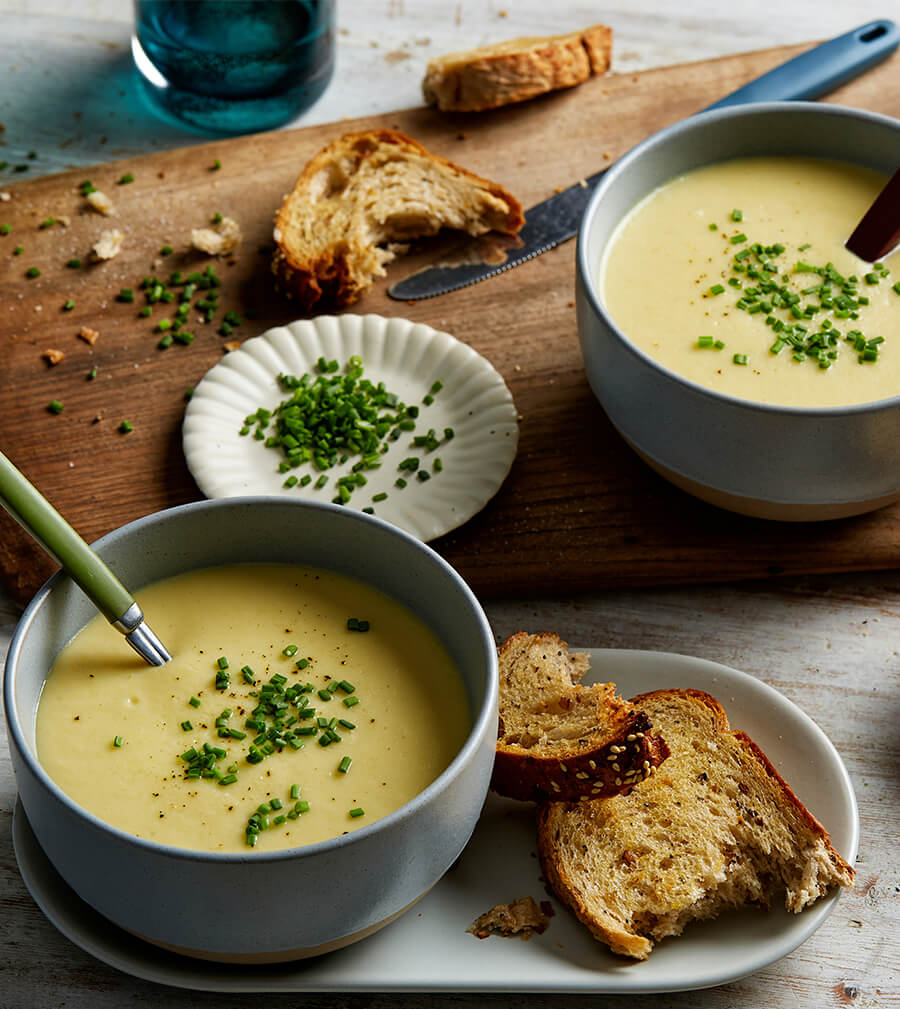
left=87, top=367, right=97, bottom=380
left=62, top=299, right=75, bottom=312
left=343, top=696, right=360, bottom=708
left=117, top=287, right=134, bottom=303
left=0, top=223, right=11, bottom=235
left=113, top=736, right=123, bottom=747
left=349, top=807, right=365, bottom=818
left=118, top=172, right=135, bottom=184
left=217, top=656, right=229, bottom=670
left=160, top=244, right=173, bottom=256
left=211, top=159, right=221, bottom=171
left=295, top=657, right=309, bottom=669
left=47, top=400, right=64, bottom=415
left=346, top=618, right=369, bottom=632
left=697, top=335, right=714, bottom=348
left=39, top=217, right=54, bottom=229
left=181, top=720, right=193, bottom=731
left=731, top=209, right=743, bottom=222
left=729, top=233, right=747, bottom=245
left=708, top=284, right=725, bottom=296
left=282, top=644, right=298, bottom=657
left=290, top=784, right=300, bottom=799
left=732, top=354, right=748, bottom=366
left=189, top=695, right=201, bottom=708
left=708, top=222, right=718, bottom=231
left=338, top=755, right=352, bottom=773
left=13, top=245, right=23, bottom=256
left=118, top=420, right=133, bottom=433
left=26, top=266, right=40, bottom=278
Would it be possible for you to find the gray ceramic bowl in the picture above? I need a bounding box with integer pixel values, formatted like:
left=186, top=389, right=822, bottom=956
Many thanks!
left=577, top=102, right=900, bottom=520
left=5, top=498, right=498, bottom=962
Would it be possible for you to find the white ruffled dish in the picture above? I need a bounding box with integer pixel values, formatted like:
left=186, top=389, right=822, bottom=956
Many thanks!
left=12, top=650, right=857, bottom=994
left=183, top=315, right=519, bottom=541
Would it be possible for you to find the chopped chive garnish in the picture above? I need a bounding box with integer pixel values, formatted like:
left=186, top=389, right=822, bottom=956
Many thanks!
left=282, top=644, right=298, bottom=657
left=118, top=172, right=135, bottom=184
left=26, top=266, right=40, bottom=278
left=731, top=209, right=743, bottom=222
left=343, top=695, right=360, bottom=708
left=189, top=695, right=201, bottom=708
left=338, top=755, right=352, bottom=773
left=732, top=353, right=748, bottom=366
left=349, top=807, right=365, bottom=818
left=113, top=736, right=123, bottom=747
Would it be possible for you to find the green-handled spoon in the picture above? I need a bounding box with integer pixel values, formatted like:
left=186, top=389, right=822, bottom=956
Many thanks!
left=0, top=449, right=170, bottom=666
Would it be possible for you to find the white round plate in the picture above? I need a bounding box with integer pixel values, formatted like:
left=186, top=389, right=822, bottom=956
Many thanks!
left=12, top=650, right=857, bottom=993
left=182, top=315, right=518, bottom=541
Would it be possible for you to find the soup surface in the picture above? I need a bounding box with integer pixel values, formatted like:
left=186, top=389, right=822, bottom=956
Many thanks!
left=601, top=156, right=899, bottom=408
left=36, top=564, right=470, bottom=853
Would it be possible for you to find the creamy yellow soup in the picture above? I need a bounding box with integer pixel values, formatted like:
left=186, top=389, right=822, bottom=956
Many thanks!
left=36, top=564, right=470, bottom=854
left=601, top=157, right=899, bottom=407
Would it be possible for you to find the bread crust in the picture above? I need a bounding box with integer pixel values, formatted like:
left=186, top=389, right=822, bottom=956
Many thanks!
left=537, top=688, right=855, bottom=959
left=492, top=631, right=669, bottom=802
left=423, top=25, right=612, bottom=112
left=272, top=129, right=524, bottom=311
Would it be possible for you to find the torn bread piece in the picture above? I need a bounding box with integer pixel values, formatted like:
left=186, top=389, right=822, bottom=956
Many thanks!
left=468, top=897, right=552, bottom=940
left=537, top=688, right=855, bottom=959
left=423, top=25, right=612, bottom=112
left=272, top=129, right=523, bottom=311
left=492, top=632, right=668, bottom=802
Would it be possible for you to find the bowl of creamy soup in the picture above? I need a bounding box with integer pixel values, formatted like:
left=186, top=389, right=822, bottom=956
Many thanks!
left=576, top=102, right=900, bottom=520
left=5, top=498, right=498, bottom=961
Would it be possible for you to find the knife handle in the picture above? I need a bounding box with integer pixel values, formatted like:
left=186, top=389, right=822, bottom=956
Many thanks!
left=704, top=19, right=900, bottom=111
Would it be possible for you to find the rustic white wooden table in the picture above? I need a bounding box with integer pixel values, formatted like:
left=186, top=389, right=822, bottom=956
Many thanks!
left=1, top=2, right=898, bottom=1007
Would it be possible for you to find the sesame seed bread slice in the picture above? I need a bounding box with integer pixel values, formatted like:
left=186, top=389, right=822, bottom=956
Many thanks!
left=537, top=688, right=855, bottom=959
left=423, top=25, right=613, bottom=112
left=492, top=632, right=669, bottom=802
left=272, top=129, right=524, bottom=311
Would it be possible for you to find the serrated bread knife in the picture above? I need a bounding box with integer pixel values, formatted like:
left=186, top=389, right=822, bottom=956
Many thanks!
left=388, top=19, right=900, bottom=302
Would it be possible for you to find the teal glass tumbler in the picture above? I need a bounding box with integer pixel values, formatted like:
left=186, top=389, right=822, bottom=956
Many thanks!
left=132, top=1, right=335, bottom=136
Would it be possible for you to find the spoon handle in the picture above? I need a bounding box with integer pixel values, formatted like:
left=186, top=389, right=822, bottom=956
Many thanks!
left=0, top=450, right=170, bottom=665
left=704, top=19, right=900, bottom=110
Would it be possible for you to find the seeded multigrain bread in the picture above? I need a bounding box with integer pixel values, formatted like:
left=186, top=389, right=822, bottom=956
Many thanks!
left=272, top=129, right=524, bottom=311
left=492, top=632, right=669, bottom=802
left=423, top=25, right=612, bottom=112
left=537, top=689, right=855, bottom=960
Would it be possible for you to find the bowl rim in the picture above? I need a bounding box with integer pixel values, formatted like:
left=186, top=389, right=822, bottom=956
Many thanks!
left=577, top=100, right=900, bottom=418
left=4, top=496, right=499, bottom=864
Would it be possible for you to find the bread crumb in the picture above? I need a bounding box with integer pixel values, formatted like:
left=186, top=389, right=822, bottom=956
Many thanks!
left=86, top=190, right=116, bottom=216
left=192, top=215, right=242, bottom=256
left=223, top=340, right=242, bottom=352
left=42, top=348, right=65, bottom=365
left=0, top=191, right=10, bottom=201
left=92, top=229, right=124, bottom=260
left=57, top=214, right=71, bottom=227
left=467, top=897, right=550, bottom=940
left=78, top=326, right=99, bottom=345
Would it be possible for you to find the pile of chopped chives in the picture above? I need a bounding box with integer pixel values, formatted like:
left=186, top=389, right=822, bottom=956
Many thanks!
left=699, top=211, right=894, bottom=369
left=241, top=357, right=451, bottom=505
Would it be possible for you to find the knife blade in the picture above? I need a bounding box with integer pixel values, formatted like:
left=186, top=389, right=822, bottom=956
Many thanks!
left=388, top=19, right=900, bottom=302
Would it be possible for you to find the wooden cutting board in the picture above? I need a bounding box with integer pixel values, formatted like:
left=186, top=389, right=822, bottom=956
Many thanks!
left=2, top=41, right=899, bottom=607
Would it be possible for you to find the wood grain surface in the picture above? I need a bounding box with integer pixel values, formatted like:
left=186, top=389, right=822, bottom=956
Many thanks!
left=2, top=41, right=900, bottom=607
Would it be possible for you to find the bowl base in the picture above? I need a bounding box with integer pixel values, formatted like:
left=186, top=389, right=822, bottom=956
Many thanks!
left=129, top=893, right=426, bottom=963
left=629, top=441, right=900, bottom=522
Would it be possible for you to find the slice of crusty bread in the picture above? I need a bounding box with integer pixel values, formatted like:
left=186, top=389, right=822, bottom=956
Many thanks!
left=492, top=632, right=669, bottom=802
left=423, top=25, right=612, bottom=112
left=537, top=688, right=855, bottom=959
left=271, top=129, right=524, bottom=311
